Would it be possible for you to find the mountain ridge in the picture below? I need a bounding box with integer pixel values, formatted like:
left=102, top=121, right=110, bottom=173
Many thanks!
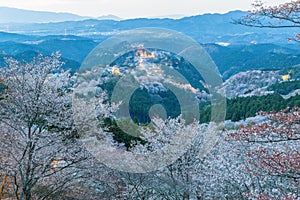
left=0, top=7, right=89, bottom=23
left=1, top=10, right=297, bottom=46
left=0, top=6, right=247, bottom=24
left=0, top=7, right=122, bottom=23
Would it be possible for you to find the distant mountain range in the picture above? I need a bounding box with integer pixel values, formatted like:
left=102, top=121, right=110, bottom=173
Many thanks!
left=0, top=7, right=121, bottom=23
left=0, top=9, right=298, bottom=45
left=0, top=7, right=87, bottom=23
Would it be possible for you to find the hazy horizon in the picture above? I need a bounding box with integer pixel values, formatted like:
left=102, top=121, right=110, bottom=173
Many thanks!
left=0, top=0, right=292, bottom=19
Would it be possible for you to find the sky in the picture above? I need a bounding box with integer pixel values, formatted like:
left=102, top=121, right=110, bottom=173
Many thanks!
left=0, top=0, right=292, bottom=19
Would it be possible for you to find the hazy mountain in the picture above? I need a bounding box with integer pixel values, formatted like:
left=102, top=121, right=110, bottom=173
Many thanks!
left=0, top=7, right=89, bottom=23
left=97, top=15, right=122, bottom=21
left=0, top=7, right=123, bottom=24
left=149, top=14, right=185, bottom=19
left=3, top=10, right=298, bottom=45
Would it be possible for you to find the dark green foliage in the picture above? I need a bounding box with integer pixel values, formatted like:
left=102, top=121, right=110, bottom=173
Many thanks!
left=226, top=94, right=287, bottom=121
left=287, top=94, right=300, bottom=107
left=267, top=80, right=300, bottom=95
left=0, top=83, right=7, bottom=94
left=200, top=94, right=300, bottom=123
left=129, top=88, right=181, bottom=124
left=101, top=117, right=146, bottom=149
left=199, top=102, right=211, bottom=123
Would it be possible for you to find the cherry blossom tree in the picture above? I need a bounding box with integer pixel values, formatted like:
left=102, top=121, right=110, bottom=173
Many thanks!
left=0, top=54, right=89, bottom=200
left=229, top=107, right=300, bottom=199
left=236, top=0, right=300, bottom=41
left=112, top=119, right=225, bottom=199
